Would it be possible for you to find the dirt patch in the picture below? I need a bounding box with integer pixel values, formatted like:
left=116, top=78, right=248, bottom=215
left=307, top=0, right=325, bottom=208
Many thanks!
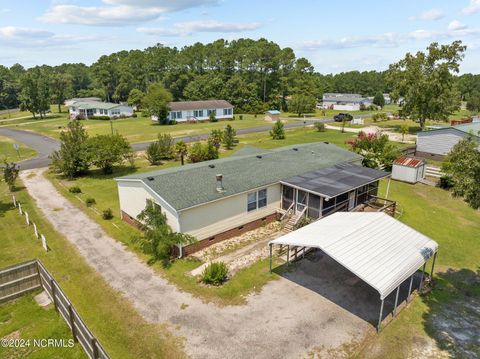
left=2, top=329, right=20, bottom=341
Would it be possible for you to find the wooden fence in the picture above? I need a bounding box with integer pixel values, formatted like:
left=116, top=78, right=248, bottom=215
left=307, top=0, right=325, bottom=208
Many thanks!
left=0, top=260, right=110, bottom=359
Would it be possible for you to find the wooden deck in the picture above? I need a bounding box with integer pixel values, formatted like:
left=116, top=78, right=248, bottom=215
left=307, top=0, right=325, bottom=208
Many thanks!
left=353, top=196, right=397, bottom=217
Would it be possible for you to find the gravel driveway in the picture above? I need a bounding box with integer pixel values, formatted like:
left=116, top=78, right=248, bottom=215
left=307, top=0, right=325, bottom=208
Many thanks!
left=21, top=169, right=374, bottom=359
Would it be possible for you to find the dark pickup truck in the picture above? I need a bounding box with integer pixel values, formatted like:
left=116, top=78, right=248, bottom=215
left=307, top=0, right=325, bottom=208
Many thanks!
left=333, top=113, right=353, bottom=122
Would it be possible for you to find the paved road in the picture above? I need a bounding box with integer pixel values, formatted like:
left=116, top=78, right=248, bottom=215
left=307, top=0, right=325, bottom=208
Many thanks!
left=1, top=118, right=337, bottom=169
left=0, top=128, right=59, bottom=170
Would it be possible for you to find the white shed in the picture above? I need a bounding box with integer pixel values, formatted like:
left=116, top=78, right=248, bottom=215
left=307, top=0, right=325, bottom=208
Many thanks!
left=391, top=156, right=426, bottom=184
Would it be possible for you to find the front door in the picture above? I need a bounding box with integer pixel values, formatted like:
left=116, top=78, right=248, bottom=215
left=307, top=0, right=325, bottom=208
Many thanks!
left=348, top=191, right=356, bottom=210
left=296, top=190, right=307, bottom=213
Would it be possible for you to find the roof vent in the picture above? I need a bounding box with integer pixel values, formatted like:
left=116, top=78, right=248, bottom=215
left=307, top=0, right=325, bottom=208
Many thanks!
left=324, top=141, right=329, bottom=144
left=256, top=155, right=262, bottom=159
left=216, top=174, right=225, bottom=192
left=208, top=164, right=215, bottom=168
left=147, top=176, right=154, bottom=181
left=293, top=148, right=298, bottom=151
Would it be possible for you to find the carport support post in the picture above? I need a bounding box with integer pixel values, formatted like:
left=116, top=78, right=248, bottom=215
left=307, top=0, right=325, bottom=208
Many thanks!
left=407, top=274, right=414, bottom=303
left=269, top=244, right=273, bottom=273
left=286, top=245, right=290, bottom=266
left=377, top=299, right=384, bottom=332
left=430, top=252, right=437, bottom=282
left=393, top=286, right=400, bottom=317
left=419, top=263, right=426, bottom=292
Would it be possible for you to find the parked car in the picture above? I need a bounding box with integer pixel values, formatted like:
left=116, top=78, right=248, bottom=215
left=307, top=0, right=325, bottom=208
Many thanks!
left=334, top=113, right=353, bottom=122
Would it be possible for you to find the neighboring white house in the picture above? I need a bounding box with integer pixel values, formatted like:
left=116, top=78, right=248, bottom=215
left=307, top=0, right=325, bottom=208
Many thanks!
left=68, top=100, right=134, bottom=119
left=391, top=156, right=426, bottom=184
left=151, top=100, right=234, bottom=123
left=416, top=122, right=480, bottom=159
left=322, top=93, right=373, bottom=111
left=115, top=142, right=389, bottom=256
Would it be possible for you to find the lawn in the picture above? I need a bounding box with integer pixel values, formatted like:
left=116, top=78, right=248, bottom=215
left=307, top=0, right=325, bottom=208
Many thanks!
left=356, top=179, right=480, bottom=359
left=0, top=292, right=86, bottom=359
left=0, top=181, right=186, bottom=359
left=0, top=135, right=37, bottom=162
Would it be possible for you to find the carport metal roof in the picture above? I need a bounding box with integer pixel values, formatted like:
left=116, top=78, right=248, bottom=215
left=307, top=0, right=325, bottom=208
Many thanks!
left=269, top=212, right=438, bottom=300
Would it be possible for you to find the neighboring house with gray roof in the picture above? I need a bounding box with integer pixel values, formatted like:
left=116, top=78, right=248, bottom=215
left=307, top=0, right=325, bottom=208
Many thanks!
left=68, top=100, right=133, bottom=119
left=322, top=93, right=373, bottom=111
left=416, top=122, right=480, bottom=160
left=151, top=99, right=233, bottom=123
left=116, top=142, right=389, bottom=255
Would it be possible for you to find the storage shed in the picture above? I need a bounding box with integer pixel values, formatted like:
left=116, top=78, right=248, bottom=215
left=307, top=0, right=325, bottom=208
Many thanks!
left=264, top=110, right=281, bottom=122
left=391, top=156, right=426, bottom=184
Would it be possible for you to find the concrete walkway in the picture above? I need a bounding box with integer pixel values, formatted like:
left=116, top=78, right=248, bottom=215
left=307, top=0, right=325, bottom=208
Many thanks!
left=20, top=168, right=373, bottom=359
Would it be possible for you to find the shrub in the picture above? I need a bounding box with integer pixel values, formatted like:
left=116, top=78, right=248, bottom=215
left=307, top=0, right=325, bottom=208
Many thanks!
left=88, top=115, right=110, bottom=121
left=314, top=122, right=326, bottom=132
left=270, top=119, right=285, bottom=140
left=157, top=133, right=175, bottom=159
left=68, top=186, right=82, bottom=193
left=438, top=175, right=454, bottom=189
left=188, top=142, right=219, bottom=163
left=201, top=262, right=229, bottom=285
left=85, top=197, right=96, bottom=207
left=209, top=112, right=217, bottom=122
left=146, top=142, right=163, bottom=165
left=132, top=113, right=138, bottom=118
left=102, top=208, right=113, bottom=220
left=239, top=115, right=243, bottom=120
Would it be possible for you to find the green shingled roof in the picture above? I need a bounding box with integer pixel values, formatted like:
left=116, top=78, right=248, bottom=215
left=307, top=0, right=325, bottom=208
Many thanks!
left=116, top=142, right=362, bottom=211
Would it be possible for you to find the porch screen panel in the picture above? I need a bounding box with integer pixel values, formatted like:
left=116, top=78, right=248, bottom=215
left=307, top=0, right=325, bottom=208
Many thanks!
left=282, top=186, right=294, bottom=210
left=307, top=193, right=320, bottom=219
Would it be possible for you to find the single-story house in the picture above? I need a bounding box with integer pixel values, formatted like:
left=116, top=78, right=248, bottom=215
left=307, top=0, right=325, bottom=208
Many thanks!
left=391, top=156, right=426, bottom=184
left=151, top=100, right=234, bottom=123
left=416, top=122, right=480, bottom=160
left=68, top=100, right=134, bottom=119
left=115, top=142, right=389, bottom=256
left=322, top=93, right=373, bottom=111
left=65, top=97, right=102, bottom=107
left=265, top=110, right=281, bottom=122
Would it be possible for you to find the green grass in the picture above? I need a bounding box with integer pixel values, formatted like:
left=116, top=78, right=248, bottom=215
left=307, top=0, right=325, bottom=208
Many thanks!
left=0, top=292, right=86, bottom=359
left=0, top=135, right=37, bottom=162
left=0, top=181, right=186, bottom=359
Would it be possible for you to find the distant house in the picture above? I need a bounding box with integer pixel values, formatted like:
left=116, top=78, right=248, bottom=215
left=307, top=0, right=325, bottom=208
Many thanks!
left=322, top=93, right=372, bottom=111
left=116, top=142, right=389, bottom=256
left=65, top=97, right=102, bottom=107
left=416, top=122, right=480, bottom=160
left=68, top=100, right=134, bottom=119
left=151, top=100, right=234, bottom=123
left=391, top=156, right=426, bottom=184
left=265, top=110, right=281, bottom=122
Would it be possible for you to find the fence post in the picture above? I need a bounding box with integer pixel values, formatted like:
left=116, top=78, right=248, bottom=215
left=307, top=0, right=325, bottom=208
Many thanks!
left=12, top=195, right=16, bottom=207
left=25, top=212, right=30, bottom=225
left=18, top=203, right=22, bottom=215
left=33, top=223, right=39, bottom=238
left=68, top=305, right=78, bottom=342
left=50, top=279, right=58, bottom=311
left=41, top=234, right=48, bottom=252
left=91, top=338, right=99, bottom=359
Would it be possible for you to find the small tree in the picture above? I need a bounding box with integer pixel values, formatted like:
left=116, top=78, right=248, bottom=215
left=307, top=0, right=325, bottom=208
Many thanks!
left=87, top=134, right=132, bottom=174
left=157, top=133, right=175, bottom=160
left=288, top=93, right=316, bottom=116
left=442, top=136, right=480, bottom=209
left=399, top=124, right=409, bottom=142
left=314, top=122, right=326, bottom=132
left=50, top=120, right=90, bottom=179
left=373, top=92, right=385, bottom=108
left=209, top=111, right=217, bottom=122
left=341, top=117, right=347, bottom=133
left=127, top=89, right=145, bottom=110
left=208, top=130, right=223, bottom=149
left=346, top=131, right=399, bottom=170
left=270, top=120, right=285, bottom=140
left=142, top=83, right=172, bottom=124
left=222, top=125, right=237, bottom=149
left=188, top=142, right=219, bottom=163
left=174, top=141, right=188, bottom=165
left=146, top=142, right=163, bottom=165
left=3, top=161, right=19, bottom=191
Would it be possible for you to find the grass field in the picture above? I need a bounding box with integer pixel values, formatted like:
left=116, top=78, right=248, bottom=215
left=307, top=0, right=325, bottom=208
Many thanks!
left=0, top=135, right=37, bottom=162
left=0, top=292, right=86, bottom=358
left=0, top=181, right=186, bottom=359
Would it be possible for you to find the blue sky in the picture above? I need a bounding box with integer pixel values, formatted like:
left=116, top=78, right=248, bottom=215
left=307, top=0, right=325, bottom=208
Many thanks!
left=1, top=0, right=480, bottom=73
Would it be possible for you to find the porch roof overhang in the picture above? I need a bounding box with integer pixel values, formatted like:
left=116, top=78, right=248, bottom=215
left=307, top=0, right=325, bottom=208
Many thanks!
left=269, top=212, right=438, bottom=300
left=280, top=163, right=389, bottom=199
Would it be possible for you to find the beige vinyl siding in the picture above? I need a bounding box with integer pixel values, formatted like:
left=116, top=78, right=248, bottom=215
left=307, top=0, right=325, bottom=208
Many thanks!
left=179, top=184, right=281, bottom=240
left=117, top=181, right=180, bottom=231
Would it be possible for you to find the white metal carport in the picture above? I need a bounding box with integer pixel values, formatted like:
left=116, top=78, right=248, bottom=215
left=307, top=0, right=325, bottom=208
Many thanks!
left=269, top=212, right=438, bottom=331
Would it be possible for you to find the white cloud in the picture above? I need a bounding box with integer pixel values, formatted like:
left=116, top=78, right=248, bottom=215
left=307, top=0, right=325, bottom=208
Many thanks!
left=409, top=8, right=444, bottom=21
left=40, top=0, right=219, bottom=26
left=463, top=0, right=480, bottom=15
left=137, top=20, right=262, bottom=36
left=0, top=26, right=105, bottom=47
left=448, top=20, right=468, bottom=31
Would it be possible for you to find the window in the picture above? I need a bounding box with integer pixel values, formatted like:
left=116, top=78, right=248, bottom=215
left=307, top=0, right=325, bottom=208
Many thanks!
left=171, top=111, right=182, bottom=119
left=247, top=189, right=268, bottom=212
left=223, top=108, right=232, bottom=115
left=194, top=110, right=204, bottom=117
left=207, top=109, right=216, bottom=115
